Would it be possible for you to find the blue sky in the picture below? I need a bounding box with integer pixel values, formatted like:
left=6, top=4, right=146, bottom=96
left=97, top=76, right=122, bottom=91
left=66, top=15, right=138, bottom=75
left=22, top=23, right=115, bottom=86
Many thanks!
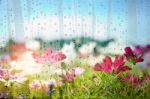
left=0, top=0, right=150, bottom=46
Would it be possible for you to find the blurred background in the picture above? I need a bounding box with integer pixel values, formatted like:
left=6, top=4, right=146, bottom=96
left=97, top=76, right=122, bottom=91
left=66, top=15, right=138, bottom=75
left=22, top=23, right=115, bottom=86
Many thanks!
left=0, top=0, right=150, bottom=56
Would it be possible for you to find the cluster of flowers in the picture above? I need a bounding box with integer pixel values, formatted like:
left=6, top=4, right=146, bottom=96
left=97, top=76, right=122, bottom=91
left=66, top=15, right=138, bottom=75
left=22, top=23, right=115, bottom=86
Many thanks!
left=29, top=67, right=85, bottom=92
left=133, top=45, right=150, bottom=56
left=0, top=69, right=26, bottom=85
left=62, top=67, right=85, bottom=82
left=1, top=45, right=150, bottom=98
left=93, top=46, right=150, bottom=86
left=32, top=48, right=66, bottom=64
left=0, top=47, right=85, bottom=97
left=29, top=48, right=85, bottom=92
left=134, top=45, right=150, bottom=67
left=29, top=79, right=56, bottom=92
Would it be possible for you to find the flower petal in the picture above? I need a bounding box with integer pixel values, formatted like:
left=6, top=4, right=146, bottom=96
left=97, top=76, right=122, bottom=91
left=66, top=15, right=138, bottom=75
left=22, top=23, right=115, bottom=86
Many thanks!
left=125, top=47, right=134, bottom=58
left=100, top=56, right=113, bottom=73
left=113, top=55, right=125, bottom=70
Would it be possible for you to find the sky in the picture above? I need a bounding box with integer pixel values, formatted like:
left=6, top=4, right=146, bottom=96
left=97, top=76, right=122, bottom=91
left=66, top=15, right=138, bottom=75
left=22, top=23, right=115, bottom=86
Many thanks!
left=0, top=0, right=150, bottom=46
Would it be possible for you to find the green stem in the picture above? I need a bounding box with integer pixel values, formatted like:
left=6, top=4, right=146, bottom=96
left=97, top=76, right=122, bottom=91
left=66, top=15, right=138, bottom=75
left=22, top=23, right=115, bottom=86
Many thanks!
left=58, top=87, right=63, bottom=99
left=65, top=82, right=69, bottom=99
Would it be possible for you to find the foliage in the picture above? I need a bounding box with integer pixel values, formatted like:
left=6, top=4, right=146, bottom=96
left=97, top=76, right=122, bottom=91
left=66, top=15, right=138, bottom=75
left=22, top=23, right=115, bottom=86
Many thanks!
left=0, top=45, right=150, bottom=99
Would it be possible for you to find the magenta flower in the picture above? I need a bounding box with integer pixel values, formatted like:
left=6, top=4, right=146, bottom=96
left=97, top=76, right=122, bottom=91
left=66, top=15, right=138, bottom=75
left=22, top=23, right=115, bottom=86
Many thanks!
left=132, top=45, right=150, bottom=56
left=63, top=70, right=76, bottom=82
left=141, top=73, right=150, bottom=84
left=124, top=47, right=135, bottom=57
left=134, top=45, right=144, bottom=55
left=119, top=74, right=141, bottom=86
left=32, top=48, right=66, bottom=64
left=93, top=55, right=131, bottom=74
left=143, top=73, right=150, bottom=81
left=113, top=55, right=131, bottom=74
left=124, top=47, right=144, bottom=64
left=119, top=73, right=150, bottom=86
left=93, top=56, right=113, bottom=73
left=145, top=45, right=150, bottom=52
left=125, top=74, right=141, bottom=85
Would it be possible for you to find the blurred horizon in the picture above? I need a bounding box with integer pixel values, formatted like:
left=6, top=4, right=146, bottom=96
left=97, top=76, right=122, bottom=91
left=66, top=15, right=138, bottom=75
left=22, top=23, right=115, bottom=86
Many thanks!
left=0, top=0, right=150, bottom=46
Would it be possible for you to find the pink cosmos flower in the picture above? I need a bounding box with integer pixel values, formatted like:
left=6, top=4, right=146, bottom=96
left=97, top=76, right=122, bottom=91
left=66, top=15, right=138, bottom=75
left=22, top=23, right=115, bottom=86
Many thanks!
left=119, top=74, right=141, bottom=86
left=125, top=74, right=141, bottom=86
left=0, top=69, right=26, bottom=83
left=29, top=81, right=41, bottom=90
left=145, top=45, right=150, bottom=52
left=143, top=73, right=150, bottom=81
left=133, top=45, right=150, bottom=68
left=132, top=45, right=150, bottom=56
left=141, top=73, right=150, bottom=84
left=0, top=69, right=10, bottom=79
left=48, top=52, right=66, bottom=63
left=43, top=48, right=53, bottom=57
left=32, top=48, right=66, bottom=64
left=119, top=73, right=150, bottom=86
left=134, top=45, right=144, bottom=55
left=113, top=55, right=131, bottom=74
left=93, top=56, right=113, bottom=73
left=62, top=70, right=76, bottom=82
left=29, top=79, right=56, bottom=92
left=93, top=55, right=131, bottom=74
left=124, top=47, right=144, bottom=64
left=71, top=67, right=85, bottom=76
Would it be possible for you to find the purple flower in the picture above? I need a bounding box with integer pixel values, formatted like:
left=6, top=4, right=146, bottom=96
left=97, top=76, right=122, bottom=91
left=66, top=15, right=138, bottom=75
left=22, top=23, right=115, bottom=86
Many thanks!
left=124, top=47, right=144, bottom=64
left=0, top=69, right=26, bottom=83
left=0, top=92, right=9, bottom=98
left=134, top=45, right=144, bottom=55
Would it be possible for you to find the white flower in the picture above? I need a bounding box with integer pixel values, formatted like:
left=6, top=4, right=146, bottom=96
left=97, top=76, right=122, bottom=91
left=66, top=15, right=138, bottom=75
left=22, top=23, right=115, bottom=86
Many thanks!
left=25, top=40, right=40, bottom=51
left=79, top=42, right=96, bottom=56
left=61, top=42, right=77, bottom=63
